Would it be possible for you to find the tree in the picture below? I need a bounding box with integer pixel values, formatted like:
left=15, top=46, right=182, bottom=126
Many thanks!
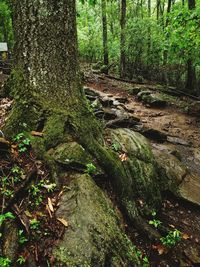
left=186, top=0, right=196, bottom=92
left=101, top=0, right=109, bottom=73
left=120, top=0, right=126, bottom=77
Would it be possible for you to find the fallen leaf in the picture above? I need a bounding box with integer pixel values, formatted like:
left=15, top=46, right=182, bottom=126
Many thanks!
left=31, top=131, right=43, bottom=137
left=48, top=198, right=54, bottom=212
left=152, top=244, right=168, bottom=255
left=46, top=204, right=52, bottom=218
left=57, top=217, right=69, bottom=227
left=24, top=210, right=32, bottom=218
left=182, top=233, right=190, bottom=240
left=119, top=153, right=128, bottom=162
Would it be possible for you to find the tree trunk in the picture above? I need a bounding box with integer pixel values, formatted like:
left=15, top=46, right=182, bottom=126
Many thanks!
left=186, top=0, right=196, bottom=92
left=4, top=1, right=163, bottom=259
left=120, top=0, right=126, bottom=78
left=162, top=0, right=172, bottom=83
left=101, top=0, right=109, bottom=74
left=147, top=0, right=151, bottom=65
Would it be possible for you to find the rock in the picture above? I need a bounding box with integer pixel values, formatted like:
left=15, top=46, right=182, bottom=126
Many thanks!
left=106, top=116, right=140, bottom=128
left=167, top=136, right=189, bottom=146
left=187, top=101, right=200, bottom=116
left=53, top=174, right=139, bottom=267
left=137, top=90, right=151, bottom=99
left=91, top=98, right=102, bottom=110
left=109, top=128, right=162, bottom=207
left=95, top=108, right=117, bottom=120
left=129, top=87, right=143, bottom=95
left=50, top=142, right=101, bottom=175
left=178, top=173, right=200, bottom=206
left=153, top=149, right=200, bottom=206
left=137, top=91, right=167, bottom=107
left=139, top=127, right=167, bottom=142
left=84, top=86, right=100, bottom=97
left=153, top=149, right=188, bottom=192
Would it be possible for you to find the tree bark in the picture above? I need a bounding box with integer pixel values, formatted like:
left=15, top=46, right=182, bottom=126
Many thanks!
left=186, top=0, right=196, bottom=92
left=101, top=0, right=109, bottom=74
left=4, top=1, right=163, bottom=256
left=120, top=0, right=126, bottom=78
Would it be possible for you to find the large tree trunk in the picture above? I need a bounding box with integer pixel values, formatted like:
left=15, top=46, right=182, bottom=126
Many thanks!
left=4, top=2, right=163, bottom=262
left=101, top=0, right=109, bottom=74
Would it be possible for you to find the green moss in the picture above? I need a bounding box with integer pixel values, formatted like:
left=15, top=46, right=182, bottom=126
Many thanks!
left=43, top=115, right=66, bottom=149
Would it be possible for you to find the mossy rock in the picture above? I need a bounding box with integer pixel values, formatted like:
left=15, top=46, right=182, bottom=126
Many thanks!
left=51, top=142, right=102, bottom=174
left=108, top=128, right=162, bottom=209
left=53, top=174, right=140, bottom=267
left=153, top=149, right=187, bottom=192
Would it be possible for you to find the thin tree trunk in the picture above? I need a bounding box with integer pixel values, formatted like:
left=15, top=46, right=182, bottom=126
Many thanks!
left=101, top=0, right=109, bottom=74
left=163, top=0, right=172, bottom=83
left=186, top=0, right=196, bottom=92
left=147, top=0, right=151, bottom=65
left=120, top=0, right=126, bottom=78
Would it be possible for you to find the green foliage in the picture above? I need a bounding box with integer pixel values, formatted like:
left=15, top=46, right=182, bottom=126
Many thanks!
left=30, top=218, right=40, bottom=230
left=86, top=163, right=96, bottom=174
left=18, top=230, right=28, bottom=245
left=0, top=1, right=13, bottom=47
left=135, top=248, right=149, bottom=267
left=160, top=229, right=182, bottom=248
left=0, top=212, right=15, bottom=226
left=0, top=257, right=11, bottom=267
left=16, top=255, right=26, bottom=265
left=111, top=141, right=121, bottom=152
left=13, top=132, right=31, bottom=153
left=149, top=219, right=162, bottom=228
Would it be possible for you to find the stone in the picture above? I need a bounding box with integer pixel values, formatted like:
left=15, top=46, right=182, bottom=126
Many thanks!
left=137, top=91, right=167, bottom=107
left=178, top=173, right=200, bottom=206
left=187, top=101, right=200, bottom=116
left=53, top=174, right=139, bottom=267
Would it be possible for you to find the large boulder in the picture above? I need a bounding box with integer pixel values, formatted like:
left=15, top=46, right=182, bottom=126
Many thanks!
left=153, top=149, right=200, bottom=206
left=108, top=128, right=162, bottom=209
left=53, top=174, right=139, bottom=267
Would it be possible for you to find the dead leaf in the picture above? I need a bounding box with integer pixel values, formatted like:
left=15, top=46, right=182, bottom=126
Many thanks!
left=46, top=204, right=52, bottom=218
left=152, top=244, right=168, bottom=255
left=48, top=198, right=54, bottom=212
left=182, top=233, right=190, bottom=240
left=57, top=217, right=69, bottom=227
left=31, top=131, right=43, bottom=137
left=119, top=153, right=128, bottom=162
left=24, top=210, right=32, bottom=218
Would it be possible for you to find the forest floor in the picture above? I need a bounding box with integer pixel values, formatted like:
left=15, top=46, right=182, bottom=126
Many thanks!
left=84, top=71, right=200, bottom=267
left=0, top=71, right=200, bottom=266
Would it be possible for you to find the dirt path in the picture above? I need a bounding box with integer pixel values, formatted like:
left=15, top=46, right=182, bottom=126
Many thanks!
left=86, top=74, right=200, bottom=148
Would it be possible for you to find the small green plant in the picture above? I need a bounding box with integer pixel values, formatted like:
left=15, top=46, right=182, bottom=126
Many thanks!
left=135, top=249, right=149, bottom=267
left=149, top=219, right=162, bottom=228
left=160, top=229, right=181, bottom=248
left=17, top=255, right=26, bottom=265
left=0, top=212, right=15, bottom=226
left=13, top=132, right=31, bottom=153
left=111, top=142, right=121, bottom=152
left=18, top=230, right=28, bottom=244
left=0, top=257, right=12, bottom=267
left=151, top=209, right=157, bottom=217
left=86, top=163, right=96, bottom=174
left=30, top=218, right=40, bottom=230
